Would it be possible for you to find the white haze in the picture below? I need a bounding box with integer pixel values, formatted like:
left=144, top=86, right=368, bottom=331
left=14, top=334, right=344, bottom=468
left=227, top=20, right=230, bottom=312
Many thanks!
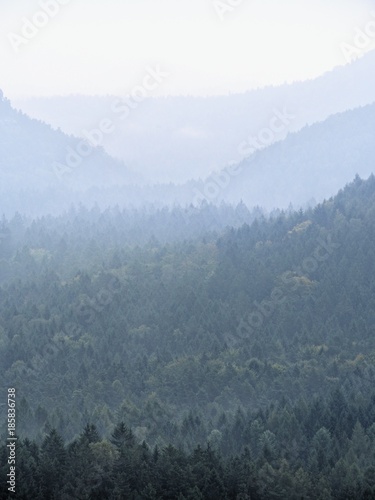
left=0, top=0, right=374, bottom=99
left=1, top=0, right=375, bottom=216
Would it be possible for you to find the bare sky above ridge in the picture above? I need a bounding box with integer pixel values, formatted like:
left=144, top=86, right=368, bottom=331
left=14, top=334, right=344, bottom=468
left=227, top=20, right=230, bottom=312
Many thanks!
left=0, top=0, right=374, bottom=99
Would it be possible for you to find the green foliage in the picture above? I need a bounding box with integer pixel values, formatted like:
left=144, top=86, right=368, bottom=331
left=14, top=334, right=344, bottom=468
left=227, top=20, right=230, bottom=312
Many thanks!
left=1, top=175, right=375, bottom=497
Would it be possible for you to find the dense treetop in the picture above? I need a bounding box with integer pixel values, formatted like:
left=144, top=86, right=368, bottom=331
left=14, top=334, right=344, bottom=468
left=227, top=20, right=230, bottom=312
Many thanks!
left=1, top=175, right=375, bottom=498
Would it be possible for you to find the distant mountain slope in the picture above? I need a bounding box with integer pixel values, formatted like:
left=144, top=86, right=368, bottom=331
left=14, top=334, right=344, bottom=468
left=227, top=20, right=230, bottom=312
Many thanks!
left=1, top=94, right=375, bottom=216
left=194, top=103, right=375, bottom=209
left=0, top=93, right=137, bottom=195
left=12, top=50, right=375, bottom=182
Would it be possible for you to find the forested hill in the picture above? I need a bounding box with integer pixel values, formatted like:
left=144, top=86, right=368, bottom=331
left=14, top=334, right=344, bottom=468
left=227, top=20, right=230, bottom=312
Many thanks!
left=2, top=89, right=375, bottom=216
left=13, top=49, right=375, bottom=184
left=0, top=92, right=135, bottom=195
left=198, top=102, right=375, bottom=209
left=1, top=176, right=375, bottom=498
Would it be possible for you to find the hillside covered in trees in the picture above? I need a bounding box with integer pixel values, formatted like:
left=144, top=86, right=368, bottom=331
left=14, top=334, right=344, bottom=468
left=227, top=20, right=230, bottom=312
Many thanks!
left=0, top=91, right=137, bottom=216
left=1, top=175, right=375, bottom=498
left=2, top=89, right=375, bottom=217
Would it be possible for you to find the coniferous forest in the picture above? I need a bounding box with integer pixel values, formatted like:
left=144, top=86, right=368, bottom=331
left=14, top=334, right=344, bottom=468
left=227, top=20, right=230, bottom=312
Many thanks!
left=1, top=175, right=375, bottom=498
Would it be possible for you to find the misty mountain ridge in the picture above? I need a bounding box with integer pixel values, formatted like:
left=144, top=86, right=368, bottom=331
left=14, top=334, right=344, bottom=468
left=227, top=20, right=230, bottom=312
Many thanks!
left=195, top=102, right=375, bottom=209
left=1, top=89, right=375, bottom=216
left=12, top=49, right=375, bottom=183
left=0, top=92, right=138, bottom=195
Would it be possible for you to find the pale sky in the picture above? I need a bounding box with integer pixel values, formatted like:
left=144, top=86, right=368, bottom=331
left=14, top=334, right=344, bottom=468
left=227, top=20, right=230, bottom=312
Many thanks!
left=0, top=0, right=374, bottom=99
